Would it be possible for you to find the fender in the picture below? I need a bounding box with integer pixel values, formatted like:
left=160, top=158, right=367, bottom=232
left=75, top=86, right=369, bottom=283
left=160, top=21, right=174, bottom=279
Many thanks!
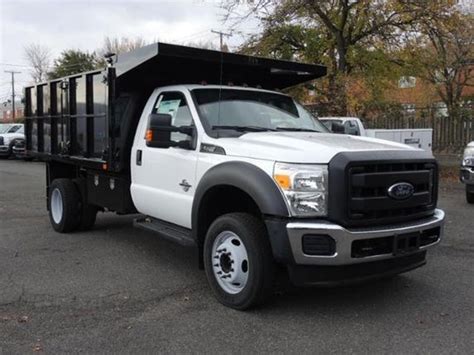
left=192, top=161, right=289, bottom=239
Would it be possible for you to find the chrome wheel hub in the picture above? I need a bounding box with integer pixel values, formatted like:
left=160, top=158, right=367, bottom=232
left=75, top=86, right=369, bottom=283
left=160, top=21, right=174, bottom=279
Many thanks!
left=212, top=231, right=249, bottom=294
left=51, top=188, right=63, bottom=224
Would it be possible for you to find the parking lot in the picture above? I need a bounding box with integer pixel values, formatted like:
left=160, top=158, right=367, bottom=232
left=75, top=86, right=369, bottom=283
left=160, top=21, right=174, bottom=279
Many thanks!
left=0, top=159, right=472, bottom=353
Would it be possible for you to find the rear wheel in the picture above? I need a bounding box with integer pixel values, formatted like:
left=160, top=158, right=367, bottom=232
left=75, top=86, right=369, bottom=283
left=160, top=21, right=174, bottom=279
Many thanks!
left=466, top=186, right=474, bottom=204
left=78, top=204, right=98, bottom=231
left=204, top=213, right=275, bottom=310
left=48, top=179, right=81, bottom=233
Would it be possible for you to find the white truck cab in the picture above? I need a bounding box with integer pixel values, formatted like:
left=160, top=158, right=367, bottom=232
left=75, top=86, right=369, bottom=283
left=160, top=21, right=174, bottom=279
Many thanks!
left=320, top=116, right=367, bottom=136
left=320, top=116, right=433, bottom=152
left=25, top=43, right=445, bottom=310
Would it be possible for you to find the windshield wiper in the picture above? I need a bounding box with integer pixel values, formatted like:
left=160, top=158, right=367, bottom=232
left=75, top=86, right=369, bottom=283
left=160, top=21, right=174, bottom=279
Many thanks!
left=275, top=127, right=320, bottom=132
left=212, top=125, right=275, bottom=132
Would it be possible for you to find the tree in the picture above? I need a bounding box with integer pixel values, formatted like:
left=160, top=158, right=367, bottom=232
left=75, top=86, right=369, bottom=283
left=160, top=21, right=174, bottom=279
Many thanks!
left=100, top=36, right=148, bottom=56
left=405, top=9, right=474, bottom=120
left=48, top=50, right=101, bottom=79
left=24, top=44, right=51, bottom=83
left=223, top=0, right=431, bottom=115
left=184, top=40, right=220, bottom=50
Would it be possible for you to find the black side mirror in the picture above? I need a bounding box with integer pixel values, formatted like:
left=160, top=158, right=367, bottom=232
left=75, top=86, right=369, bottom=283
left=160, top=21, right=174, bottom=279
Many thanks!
left=146, top=113, right=194, bottom=149
left=331, top=122, right=345, bottom=134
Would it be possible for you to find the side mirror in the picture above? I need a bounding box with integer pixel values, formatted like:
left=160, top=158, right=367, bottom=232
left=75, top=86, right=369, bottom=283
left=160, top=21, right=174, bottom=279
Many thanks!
left=331, top=122, right=345, bottom=134
left=146, top=113, right=194, bottom=149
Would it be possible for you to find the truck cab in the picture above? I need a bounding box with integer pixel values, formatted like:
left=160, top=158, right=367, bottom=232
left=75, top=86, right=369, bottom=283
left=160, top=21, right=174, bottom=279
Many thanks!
left=24, top=43, right=445, bottom=310
left=319, top=117, right=366, bottom=136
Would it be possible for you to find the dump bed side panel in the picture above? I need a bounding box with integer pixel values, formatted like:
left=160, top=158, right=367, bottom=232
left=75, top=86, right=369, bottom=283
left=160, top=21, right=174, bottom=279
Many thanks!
left=25, top=70, right=109, bottom=168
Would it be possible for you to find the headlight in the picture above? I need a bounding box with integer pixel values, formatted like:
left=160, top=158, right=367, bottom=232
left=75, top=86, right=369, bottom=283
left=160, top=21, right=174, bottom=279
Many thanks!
left=273, top=162, right=328, bottom=216
left=463, top=146, right=474, bottom=166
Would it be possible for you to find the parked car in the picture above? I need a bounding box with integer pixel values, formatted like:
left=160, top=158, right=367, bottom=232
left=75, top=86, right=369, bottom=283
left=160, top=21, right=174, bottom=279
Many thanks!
left=25, top=42, right=445, bottom=310
left=0, top=123, right=25, bottom=158
left=460, top=141, right=474, bottom=203
left=319, top=117, right=433, bottom=152
left=12, top=138, right=29, bottom=160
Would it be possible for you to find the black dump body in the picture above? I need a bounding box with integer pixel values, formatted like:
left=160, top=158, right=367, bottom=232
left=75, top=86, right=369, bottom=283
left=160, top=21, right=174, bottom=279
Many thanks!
left=25, top=42, right=326, bottom=175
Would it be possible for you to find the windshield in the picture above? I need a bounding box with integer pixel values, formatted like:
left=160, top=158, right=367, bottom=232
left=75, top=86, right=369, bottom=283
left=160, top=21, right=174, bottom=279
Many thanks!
left=192, top=89, right=329, bottom=135
left=0, top=124, right=12, bottom=134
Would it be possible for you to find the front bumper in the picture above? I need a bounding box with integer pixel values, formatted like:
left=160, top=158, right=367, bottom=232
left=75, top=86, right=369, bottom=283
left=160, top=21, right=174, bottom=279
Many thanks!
left=460, top=167, right=474, bottom=185
left=0, top=145, right=10, bottom=155
left=286, top=209, right=444, bottom=266
left=12, top=146, right=26, bottom=156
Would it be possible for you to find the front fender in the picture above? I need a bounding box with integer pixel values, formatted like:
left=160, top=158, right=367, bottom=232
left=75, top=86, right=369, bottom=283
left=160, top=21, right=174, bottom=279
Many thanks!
left=192, top=161, right=289, bottom=227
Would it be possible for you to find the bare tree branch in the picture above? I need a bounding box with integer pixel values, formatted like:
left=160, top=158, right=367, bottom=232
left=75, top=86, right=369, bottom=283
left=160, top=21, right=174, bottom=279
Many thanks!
left=24, top=44, right=51, bottom=83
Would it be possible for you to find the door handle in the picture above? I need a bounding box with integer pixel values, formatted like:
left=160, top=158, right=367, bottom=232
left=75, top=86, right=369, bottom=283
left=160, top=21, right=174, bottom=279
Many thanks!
left=136, top=149, right=142, bottom=166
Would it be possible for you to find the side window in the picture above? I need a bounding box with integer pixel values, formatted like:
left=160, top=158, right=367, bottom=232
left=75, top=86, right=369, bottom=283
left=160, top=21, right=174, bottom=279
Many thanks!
left=8, top=125, right=21, bottom=133
left=350, top=120, right=360, bottom=136
left=152, top=91, right=194, bottom=142
left=344, top=120, right=360, bottom=136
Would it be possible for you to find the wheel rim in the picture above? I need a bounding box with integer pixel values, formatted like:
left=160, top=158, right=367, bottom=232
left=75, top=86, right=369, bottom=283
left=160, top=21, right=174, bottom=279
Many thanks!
left=211, top=231, right=249, bottom=294
left=51, top=188, right=63, bottom=224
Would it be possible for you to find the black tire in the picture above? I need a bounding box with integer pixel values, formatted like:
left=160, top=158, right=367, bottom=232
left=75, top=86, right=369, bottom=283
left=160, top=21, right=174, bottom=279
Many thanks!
left=204, top=213, right=275, bottom=310
left=78, top=205, right=98, bottom=231
left=48, top=179, right=81, bottom=233
left=466, top=187, right=474, bottom=204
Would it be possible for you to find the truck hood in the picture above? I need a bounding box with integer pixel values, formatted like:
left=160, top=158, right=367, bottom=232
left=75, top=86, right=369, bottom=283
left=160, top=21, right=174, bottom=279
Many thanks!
left=218, top=132, right=418, bottom=163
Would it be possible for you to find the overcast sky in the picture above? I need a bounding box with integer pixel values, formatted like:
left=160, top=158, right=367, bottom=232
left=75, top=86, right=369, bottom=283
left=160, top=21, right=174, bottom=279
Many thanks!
left=0, top=0, right=256, bottom=102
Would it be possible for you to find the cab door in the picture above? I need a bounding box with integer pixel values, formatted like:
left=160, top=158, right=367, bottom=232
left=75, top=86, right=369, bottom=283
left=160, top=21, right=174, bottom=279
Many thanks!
left=131, top=90, right=198, bottom=228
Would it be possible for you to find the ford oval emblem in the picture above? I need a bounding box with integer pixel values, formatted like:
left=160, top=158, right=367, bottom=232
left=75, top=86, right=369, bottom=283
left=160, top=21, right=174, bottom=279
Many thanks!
left=387, top=182, right=414, bottom=200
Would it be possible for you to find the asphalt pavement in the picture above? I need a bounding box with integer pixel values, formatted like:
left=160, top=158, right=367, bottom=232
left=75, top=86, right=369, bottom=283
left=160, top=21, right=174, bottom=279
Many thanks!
left=0, top=160, right=473, bottom=354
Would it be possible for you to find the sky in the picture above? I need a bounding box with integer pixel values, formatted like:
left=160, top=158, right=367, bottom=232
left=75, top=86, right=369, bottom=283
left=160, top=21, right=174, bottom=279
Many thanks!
left=0, top=0, right=258, bottom=103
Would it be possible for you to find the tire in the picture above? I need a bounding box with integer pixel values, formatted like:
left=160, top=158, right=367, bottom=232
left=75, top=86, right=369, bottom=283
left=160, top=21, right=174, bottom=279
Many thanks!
left=78, top=205, right=98, bottom=231
left=48, top=179, right=81, bottom=233
left=204, top=213, right=275, bottom=310
left=466, top=186, right=474, bottom=204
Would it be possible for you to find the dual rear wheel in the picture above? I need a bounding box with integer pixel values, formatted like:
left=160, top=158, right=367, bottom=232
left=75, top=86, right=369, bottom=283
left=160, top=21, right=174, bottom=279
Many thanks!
left=48, top=179, right=98, bottom=233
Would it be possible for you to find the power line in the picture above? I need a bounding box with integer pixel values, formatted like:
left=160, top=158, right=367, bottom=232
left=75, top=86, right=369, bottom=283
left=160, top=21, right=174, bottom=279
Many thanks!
left=4, top=70, right=21, bottom=120
left=211, top=30, right=233, bottom=51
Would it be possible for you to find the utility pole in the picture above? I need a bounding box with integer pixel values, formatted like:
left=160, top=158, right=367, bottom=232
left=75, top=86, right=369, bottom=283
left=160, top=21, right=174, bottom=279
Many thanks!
left=4, top=70, right=21, bottom=120
left=211, top=30, right=232, bottom=51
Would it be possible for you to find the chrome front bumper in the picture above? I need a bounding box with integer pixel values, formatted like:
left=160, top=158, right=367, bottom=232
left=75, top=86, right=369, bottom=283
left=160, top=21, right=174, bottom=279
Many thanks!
left=286, top=209, right=445, bottom=266
left=460, top=167, right=474, bottom=184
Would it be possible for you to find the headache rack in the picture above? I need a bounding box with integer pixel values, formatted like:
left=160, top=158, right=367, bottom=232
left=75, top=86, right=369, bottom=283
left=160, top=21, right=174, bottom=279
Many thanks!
left=24, top=42, right=327, bottom=174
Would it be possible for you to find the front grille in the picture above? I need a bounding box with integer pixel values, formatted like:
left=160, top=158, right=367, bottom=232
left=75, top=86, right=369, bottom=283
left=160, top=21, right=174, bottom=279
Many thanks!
left=347, top=162, right=437, bottom=225
left=0, top=137, right=3, bottom=146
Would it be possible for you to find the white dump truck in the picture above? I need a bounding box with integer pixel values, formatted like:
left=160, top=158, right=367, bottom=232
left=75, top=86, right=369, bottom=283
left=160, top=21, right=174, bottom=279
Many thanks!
left=25, top=43, right=445, bottom=309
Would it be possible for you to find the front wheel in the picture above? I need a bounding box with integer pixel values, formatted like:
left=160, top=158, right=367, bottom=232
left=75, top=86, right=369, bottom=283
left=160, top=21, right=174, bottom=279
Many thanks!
left=204, top=213, right=275, bottom=310
left=466, top=186, right=474, bottom=204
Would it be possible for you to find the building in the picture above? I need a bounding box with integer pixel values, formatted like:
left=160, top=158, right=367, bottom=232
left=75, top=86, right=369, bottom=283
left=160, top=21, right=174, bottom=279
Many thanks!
left=1, top=100, right=24, bottom=122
